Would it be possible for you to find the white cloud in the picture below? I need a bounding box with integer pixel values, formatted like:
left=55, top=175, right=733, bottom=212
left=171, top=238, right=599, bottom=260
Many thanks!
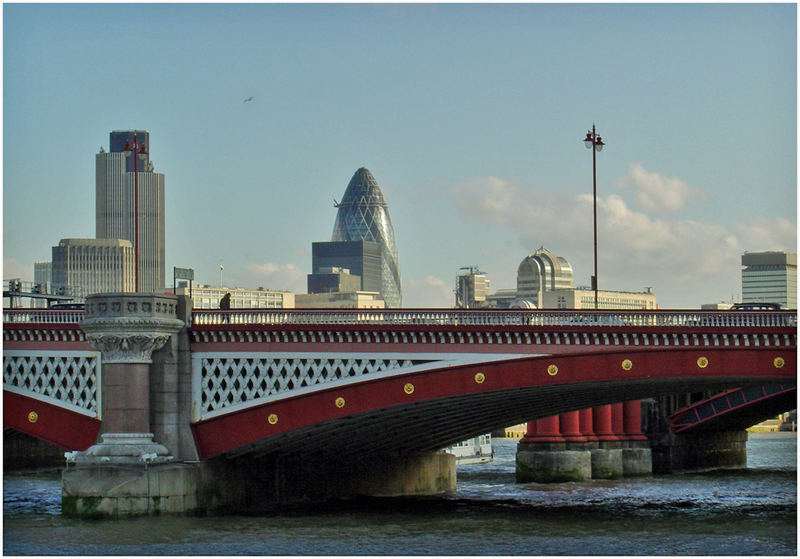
left=403, top=275, right=453, bottom=308
left=735, top=217, right=797, bottom=252
left=243, top=262, right=306, bottom=293
left=449, top=174, right=796, bottom=307
left=616, top=163, right=705, bottom=213
left=3, top=258, right=33, bottom=282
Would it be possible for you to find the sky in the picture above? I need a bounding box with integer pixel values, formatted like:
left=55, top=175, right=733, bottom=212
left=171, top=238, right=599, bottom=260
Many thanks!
left=2, top=2, right=797, bottom=309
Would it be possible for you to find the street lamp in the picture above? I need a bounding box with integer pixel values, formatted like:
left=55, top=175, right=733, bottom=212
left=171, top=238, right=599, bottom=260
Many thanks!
left=123, top=135, right=147, bottom=292
left=583, top=124, right=604, bottom=309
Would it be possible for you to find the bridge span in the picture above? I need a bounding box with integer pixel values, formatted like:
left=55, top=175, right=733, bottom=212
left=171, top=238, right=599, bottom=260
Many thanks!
left=188, top=308, right=794, bottom=461
left=3, top=297, right=797, bottom=515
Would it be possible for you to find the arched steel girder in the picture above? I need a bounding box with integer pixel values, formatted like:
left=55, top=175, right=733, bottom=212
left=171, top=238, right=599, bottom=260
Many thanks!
left=191, top=346, right=795, bottom=461
left=3, top=391, right=101, bottom=450
left=670, top=384, right=797, bottom=433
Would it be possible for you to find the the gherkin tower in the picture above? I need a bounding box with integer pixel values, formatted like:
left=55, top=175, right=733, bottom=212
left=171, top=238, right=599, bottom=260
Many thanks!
left=332, top=167, right=401, bottom=307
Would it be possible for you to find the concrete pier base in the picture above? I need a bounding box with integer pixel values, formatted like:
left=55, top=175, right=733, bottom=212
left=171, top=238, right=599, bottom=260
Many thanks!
left=62, top=451, right=456, bottom=517
left=281, top=451, right=457, bottom=502
left=622, top=447, right=653, bottom=476
left=590, top=448, right=624, bottom=479
left=516, top=450, right=592, bottom=483
left=651, top=430, right=747, bottom=474
left=62, top=462, right=201, bottom=517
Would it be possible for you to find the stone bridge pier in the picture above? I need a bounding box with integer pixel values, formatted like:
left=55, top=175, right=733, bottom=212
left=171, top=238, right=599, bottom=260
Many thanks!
left=61, top=293, right=454, bottom=517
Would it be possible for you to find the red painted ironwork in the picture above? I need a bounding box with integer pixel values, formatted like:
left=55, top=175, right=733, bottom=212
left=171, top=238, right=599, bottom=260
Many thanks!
left=3, top=391, right=100, bottom=451
left=560, top=410, right=588, bottom=442
left=669, top=383, right=796, bottom=433
left=592, top=404, right=621, bottom=441
left=579, top=408, right=599, bottom=441
left=623, top=400, right=649, bottom=441
left=3, top=322, right=91, bottom=351
left=191, top=347, right=794, bottom=459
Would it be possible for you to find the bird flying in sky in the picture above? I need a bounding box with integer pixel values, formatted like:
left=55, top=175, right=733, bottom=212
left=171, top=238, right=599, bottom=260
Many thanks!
left=243, top=96, right=254, bottom=103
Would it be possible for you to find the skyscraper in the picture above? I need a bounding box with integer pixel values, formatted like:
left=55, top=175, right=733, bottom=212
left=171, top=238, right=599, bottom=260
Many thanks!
left=330, top=167, right=401, bottom=307
left=741, top=251, right=797, bottom=308
left=96, top=130, right=165, bottom=292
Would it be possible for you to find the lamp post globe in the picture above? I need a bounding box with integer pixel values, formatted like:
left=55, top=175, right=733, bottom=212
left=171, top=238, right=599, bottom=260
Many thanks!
left=583, top=124, right=605, bottom=309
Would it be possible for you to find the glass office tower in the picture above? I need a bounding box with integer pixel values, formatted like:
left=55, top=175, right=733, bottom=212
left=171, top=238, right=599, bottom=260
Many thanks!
left=331, top=167, right=402, bottom=307
left=96, top=130, right=165, bottom=292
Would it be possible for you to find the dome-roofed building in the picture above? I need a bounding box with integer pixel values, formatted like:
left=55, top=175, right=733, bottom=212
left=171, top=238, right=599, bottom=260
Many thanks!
left=331, top=167, right=401, bottom=307
left=516, top=247, right=574, bottom=308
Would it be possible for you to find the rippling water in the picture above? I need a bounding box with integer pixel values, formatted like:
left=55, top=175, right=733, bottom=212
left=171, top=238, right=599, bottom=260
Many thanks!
left=3, top=434, right=796, bottom=555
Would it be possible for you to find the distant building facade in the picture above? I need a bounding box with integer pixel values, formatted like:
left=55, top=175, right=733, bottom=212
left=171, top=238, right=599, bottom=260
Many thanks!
left=498, top=247, right=657, bottom=310
left=307, top=266, right=362, bottom=294
left=51, top=238, right=135, bottom=299
left=741, top=251, right=797, bottom=308
left=516, top=247, right=574, bottom=307
left=295, top=291, right=385, bottom=309
left=176, top=285, right=295, bottom=309
left=483, top=288, right=519, bottom=309
left=310, top=240, right=382, bottom=294
left=33, top=262, right=52, bottom=308
left=542, top=287, right=657, bottom=310
left=455, top=267, right=490, bottom=308
left=34, top=262, right=52, bottom=288
left=701, top=303, right=734, bottom=310
left=330, top=167, right=401, bottom=307
left=96, top=130, right=166, bottom=292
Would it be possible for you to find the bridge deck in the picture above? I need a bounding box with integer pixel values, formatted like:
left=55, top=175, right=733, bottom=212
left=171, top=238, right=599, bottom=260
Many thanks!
left=4, top=308, right=796, bottom=458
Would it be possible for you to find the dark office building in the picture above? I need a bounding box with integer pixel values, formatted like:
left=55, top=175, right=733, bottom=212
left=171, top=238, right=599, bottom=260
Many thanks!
left=311, top=241, right=382, bottom=294
left=109, top=130, right=152, bottom=173
left=307, top=267, right=362, bottom=294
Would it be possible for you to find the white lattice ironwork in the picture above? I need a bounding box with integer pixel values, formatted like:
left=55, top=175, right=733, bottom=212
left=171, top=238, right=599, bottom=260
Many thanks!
left=3, top=351, right=101, bottom=417
left=197, top=356, right=430, bottom=418
left=194, top=352, right=531, bottom=420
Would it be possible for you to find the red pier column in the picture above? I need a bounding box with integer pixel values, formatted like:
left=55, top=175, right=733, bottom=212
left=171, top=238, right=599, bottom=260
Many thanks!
left=579, top=408, right=599, bottom=442
left=611, top=403, right=626, bottom=440
left=560, top=411, right=587, bottom=443
left=521, top=416, right=565, bottom=443
left=623, top=400, right=649, bottom=442
left=592, top=405, right=621, bottom=441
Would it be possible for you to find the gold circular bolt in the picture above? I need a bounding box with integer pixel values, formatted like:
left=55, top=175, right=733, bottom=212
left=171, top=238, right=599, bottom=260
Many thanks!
left=774, top=357, right=785, bottom=369
left=335, top=397, right=346, bottom=408
left=621, top=359, right=633, bottom=371
left=267, top=413, right=278, bottom=425
left=27, top=411, right=38, bottom=424
left=697, top=356, right=709, bottom=369
left=547, top=364, right=559, bottom=376
left=474, top=372, right=486, bottom=384
left=403, top=383, right=415, bottom=395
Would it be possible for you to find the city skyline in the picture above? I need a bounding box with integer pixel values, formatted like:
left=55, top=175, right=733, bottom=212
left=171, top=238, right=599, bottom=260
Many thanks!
left=3, top=3, right=796, bottom=308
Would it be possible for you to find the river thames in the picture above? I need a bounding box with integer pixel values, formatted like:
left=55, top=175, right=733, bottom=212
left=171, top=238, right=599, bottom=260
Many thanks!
left=3, top=433, right=796, bottom=555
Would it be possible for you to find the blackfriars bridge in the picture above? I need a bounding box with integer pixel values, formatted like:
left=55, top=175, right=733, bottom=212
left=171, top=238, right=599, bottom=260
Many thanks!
left=3, top=293, right=796, bottom=515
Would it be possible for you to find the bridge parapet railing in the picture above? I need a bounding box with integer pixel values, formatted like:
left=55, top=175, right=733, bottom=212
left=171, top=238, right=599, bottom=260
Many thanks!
left=3, top=308, right=85, bottom=324
left=190, top=309, right=797, bottom=329
left=4, top=307, right=796, bottom=329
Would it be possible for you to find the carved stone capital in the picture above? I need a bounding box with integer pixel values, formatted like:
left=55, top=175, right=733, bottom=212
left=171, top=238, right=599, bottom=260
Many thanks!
left=84, top=331, right=172, bottom=364
left=80, top=293, right=184, bottom=364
